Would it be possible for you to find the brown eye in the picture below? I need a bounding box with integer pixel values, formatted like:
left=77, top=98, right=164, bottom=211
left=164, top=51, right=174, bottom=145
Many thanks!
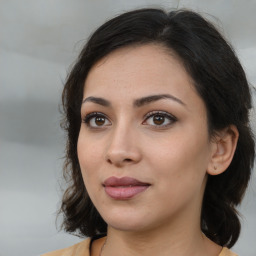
left=143, top=111, right=177, bottom=127
left=95, top=116, right=106, bottom=126
left=83, top=112, right=111, bottom=128
left=153, top=115, right=165, bottom=125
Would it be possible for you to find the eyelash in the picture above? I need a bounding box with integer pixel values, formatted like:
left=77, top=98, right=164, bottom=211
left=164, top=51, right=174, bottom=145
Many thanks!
left=143, top=111, right=177, bottom=128
left=82, top=111, right=177, bottom=129
left=82, top=112, right=110, bottom=129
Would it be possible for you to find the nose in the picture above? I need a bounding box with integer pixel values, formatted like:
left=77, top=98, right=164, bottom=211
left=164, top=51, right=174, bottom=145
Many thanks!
left=105, top=124, right=142, bottom=167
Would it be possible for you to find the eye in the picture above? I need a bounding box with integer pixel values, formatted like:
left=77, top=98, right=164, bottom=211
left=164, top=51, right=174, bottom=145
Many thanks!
left=83, top=112, right=111, bottom=128
left=143, top=111, right=177, bottom=127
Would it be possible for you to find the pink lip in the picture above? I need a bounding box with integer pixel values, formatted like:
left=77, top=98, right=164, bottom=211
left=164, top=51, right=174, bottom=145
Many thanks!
left=103, top=176, right=150, bottom=200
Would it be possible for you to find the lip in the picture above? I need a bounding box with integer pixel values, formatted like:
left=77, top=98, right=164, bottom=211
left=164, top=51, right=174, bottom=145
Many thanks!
left=103, top=176, right=150, bottom=200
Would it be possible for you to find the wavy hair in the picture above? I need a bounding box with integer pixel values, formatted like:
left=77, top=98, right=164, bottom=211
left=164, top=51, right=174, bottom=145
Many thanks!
left=59, top=8, right=255, bottom=248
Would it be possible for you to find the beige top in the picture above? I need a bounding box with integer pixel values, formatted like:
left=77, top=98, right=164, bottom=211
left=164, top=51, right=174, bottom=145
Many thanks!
left=41, top=238, right=238, bottom=256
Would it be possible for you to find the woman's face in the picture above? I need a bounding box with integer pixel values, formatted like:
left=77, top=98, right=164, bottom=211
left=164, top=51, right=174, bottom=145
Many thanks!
left=77, top=44, right=215, bottom=232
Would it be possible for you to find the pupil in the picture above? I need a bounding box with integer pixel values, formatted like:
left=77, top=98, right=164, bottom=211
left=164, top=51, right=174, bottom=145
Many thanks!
left=95, top=117, right=105, bottom=126
left=153, top=115, right=164, bottom=125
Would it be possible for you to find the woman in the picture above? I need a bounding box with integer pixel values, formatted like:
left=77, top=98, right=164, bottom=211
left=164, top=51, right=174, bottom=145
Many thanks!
left=42, top=8, right=255, bottom=256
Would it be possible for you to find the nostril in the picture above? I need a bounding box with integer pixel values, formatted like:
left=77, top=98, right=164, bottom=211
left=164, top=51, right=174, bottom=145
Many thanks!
left=106, top=158, right=132, bottom=165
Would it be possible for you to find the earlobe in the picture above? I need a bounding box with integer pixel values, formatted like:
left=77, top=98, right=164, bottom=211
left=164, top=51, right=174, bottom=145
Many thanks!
left=207, top=125, right=239, bottom=176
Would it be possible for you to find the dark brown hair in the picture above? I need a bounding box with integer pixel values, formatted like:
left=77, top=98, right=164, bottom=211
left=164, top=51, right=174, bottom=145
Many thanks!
left=59, top=8, right=255, bottom=248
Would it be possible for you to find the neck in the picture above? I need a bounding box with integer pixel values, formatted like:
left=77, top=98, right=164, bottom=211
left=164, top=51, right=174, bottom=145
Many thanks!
left=100, top=217, right=220, bottom=256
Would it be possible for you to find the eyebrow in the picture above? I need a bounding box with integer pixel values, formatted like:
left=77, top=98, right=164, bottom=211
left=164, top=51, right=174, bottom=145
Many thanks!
left=82, top=96, right=111, bottom=107
left=82, top=94, right=186, bottom=107
left=133, top=94, right=186, bottom=107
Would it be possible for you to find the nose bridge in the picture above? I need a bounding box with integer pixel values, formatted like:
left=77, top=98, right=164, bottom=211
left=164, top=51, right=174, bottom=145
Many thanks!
left=106, top=117, right=141, bottom=165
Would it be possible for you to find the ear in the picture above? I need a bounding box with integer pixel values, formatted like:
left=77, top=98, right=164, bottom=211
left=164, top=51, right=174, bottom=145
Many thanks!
left=207, top=125, right=239, bottom=176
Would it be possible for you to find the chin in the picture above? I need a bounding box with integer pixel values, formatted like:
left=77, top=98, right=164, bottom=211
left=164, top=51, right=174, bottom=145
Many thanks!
left=107, top=220, right=150, bottom=233
left=100, top=208, right=155, bottom=233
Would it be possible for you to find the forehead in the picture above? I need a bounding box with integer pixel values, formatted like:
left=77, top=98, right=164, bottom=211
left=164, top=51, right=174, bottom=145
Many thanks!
left=83, top=44, right=199, bottom=107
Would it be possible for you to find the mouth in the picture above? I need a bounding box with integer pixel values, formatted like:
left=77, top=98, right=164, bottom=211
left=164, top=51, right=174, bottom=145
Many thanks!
left=103, top=176, right=150, bottom=200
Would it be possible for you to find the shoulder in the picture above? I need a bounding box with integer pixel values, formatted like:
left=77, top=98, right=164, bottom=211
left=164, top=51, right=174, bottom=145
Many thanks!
left=40, top=238, right=91, bottom=256
left=219, top=247, right=238, bottom=256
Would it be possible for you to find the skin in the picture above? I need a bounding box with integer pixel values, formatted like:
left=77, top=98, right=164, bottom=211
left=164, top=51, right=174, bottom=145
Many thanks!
left=77, top=44, right=237, bottom=256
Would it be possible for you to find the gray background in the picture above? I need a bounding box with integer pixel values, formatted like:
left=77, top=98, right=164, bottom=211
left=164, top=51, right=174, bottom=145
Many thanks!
left=0, top=1, right=255, bottom=256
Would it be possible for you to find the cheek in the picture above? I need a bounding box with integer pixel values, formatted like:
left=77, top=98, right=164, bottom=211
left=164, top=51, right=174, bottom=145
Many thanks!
left=77, top=131, right=105, bottom=203
left=77, top=131, right=103, bottom=179
left=145, top=127, right=211, bottom=185
left=149, top=137, right=209, bottom=211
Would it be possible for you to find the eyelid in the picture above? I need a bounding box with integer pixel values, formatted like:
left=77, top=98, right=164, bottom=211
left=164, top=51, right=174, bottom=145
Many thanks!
left=142, top=110, right=177, bottom=127
left=82, top=111, right=107, bottom=121
left=82, top=110, right=177, bottom=129
left=143, top=110, right=177, bottom=120
left=82, top=112, right=111, bottom=128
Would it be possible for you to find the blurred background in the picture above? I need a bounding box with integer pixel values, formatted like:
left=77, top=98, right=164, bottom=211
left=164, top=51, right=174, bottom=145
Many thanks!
left=0, top=0, right=255, bottom=255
